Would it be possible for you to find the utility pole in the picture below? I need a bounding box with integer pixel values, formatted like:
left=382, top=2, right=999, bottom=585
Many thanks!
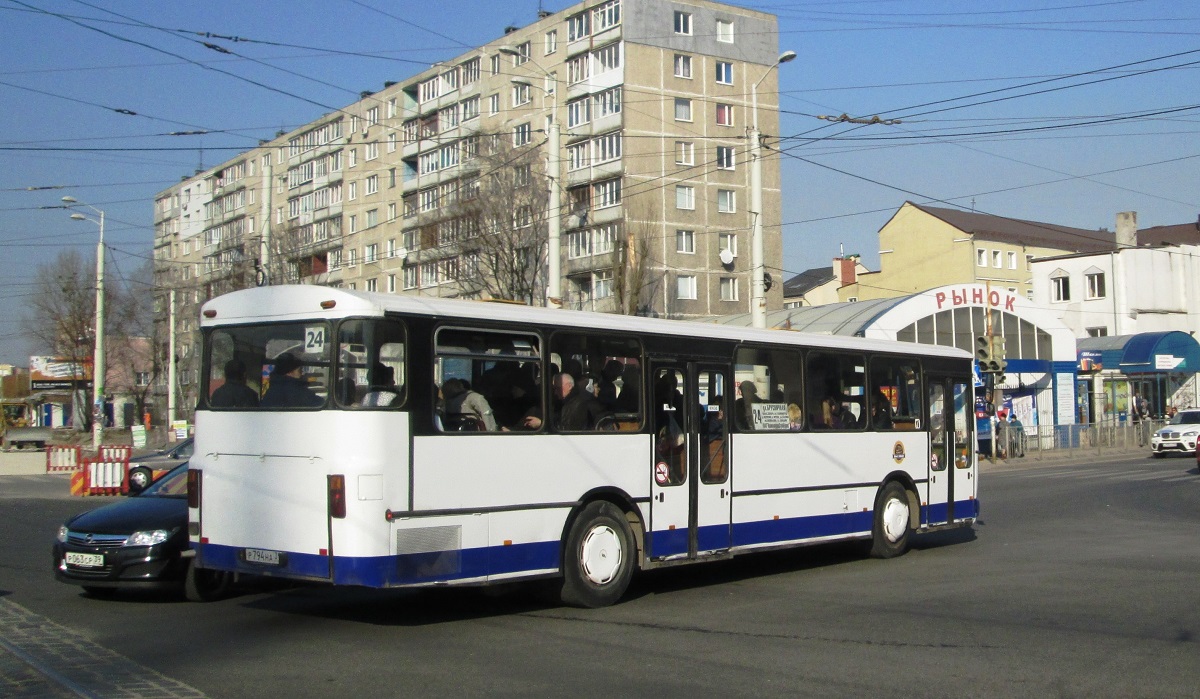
left=749, top=51, right=796, bottom=329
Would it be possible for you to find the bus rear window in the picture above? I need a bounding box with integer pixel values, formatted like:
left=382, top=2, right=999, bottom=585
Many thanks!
left=205, top=322, right=333, bottom=410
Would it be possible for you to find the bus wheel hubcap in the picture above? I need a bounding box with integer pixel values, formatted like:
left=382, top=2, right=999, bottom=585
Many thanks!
left=580, top=525, right=622, bottom=585
left=882, top=498, right=909, bottom=543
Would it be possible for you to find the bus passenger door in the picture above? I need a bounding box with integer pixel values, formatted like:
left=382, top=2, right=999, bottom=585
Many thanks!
left=927, top=380, right=951, bottom=525
left=648, top=363, right=732, bottom=560
left=927, top=377, right=974, bottom=525
left=693, top=365, right=731, bottom=555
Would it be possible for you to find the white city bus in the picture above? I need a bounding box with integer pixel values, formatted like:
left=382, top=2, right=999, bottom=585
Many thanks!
left=189, top=285, right=977, bottom=607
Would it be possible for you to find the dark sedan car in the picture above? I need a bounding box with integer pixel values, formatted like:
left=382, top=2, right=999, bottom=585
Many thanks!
left=127, top=437, right=194, bottom=490
left=53, top=463, right=232, bottom=601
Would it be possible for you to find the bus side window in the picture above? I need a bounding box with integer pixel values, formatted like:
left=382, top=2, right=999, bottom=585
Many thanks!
left=548, top=332, right=643, bottom=433
left=733, top=346, right=802, bottom=432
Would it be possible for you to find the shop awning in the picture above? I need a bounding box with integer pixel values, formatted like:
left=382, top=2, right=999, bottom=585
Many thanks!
left=1077, top=331, right=1200, bottom=374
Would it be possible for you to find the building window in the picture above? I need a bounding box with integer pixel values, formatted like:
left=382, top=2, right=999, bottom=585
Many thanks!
left=992, top=250, right=1002, bottom=268
left=720, top=277, right=739, bottom=301
left=593, top=131, right=621, bottom=163
left=545, top=30, right=558, bottom=55
left=514, top=123, right=532, bottom=146
left=675, top=185, right=695, bottom=210
left=365, top=175, right=378, bottom=195
left=977, top=248, right=987, bottom=267
left=1086, top=327, right=1108, bottom=337
left=674, top=54, right=692, bottom=79
left=365, top=243, right=378, bottom=263
left=715, top=61, right=733, bottom=85
left=567, top=96, right=591, bottom=127
left=720, top=232, right=738, bottom=257
left=677, top=229, right=695, bottom=254
left=674, top=11, right=692, bottom=35
left=594, top=270, right=614, bottom=299
left=716, top=146, right=735, bottom=170
left=593, top=178, right=621, bottom=209
left=1086, top=271, right=1106, bottom=299
left=715, top=104, right=733, bottom=126
left=716, top=19, right=734, bottom=43
left=512, top=84, right=531, bottom=108
left=567, top=142, right=589, bottom=171
left=461, top=57, right=480, bottom=85
left=1052, top=275, right=1070, bottom=302
left=594, top=0, right=620, bottom=32
left=676, top=141, right=694, bottom=165
left=675, top=98, right=693, bottom=122
left=348, top=181, right=357, bottom=200
left=365, top=210, right=378, bottom=229
left=365, top=142, right=379, bottom=160
left=568, top=11, right=590, bottom=42
left=488, top=93, right=500, bottom=115
left=387, top=274, right=396, bottom=293
left=1007, top=251, right=1017, bottom=269
left=677, top=274, right=697, bottom=300
left=1026, top=254, right=1034, bottom=270
left=717, top=189, right=736, bottom=213
left=512, top=42, right=530, bottom=66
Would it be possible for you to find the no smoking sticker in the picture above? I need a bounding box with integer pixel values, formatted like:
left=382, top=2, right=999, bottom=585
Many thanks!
left=654, top=461, right=671, bottom=486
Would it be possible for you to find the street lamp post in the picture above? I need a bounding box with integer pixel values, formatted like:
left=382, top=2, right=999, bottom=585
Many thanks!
left=62, top=196, right=106, bottom=451
left=749, top=50, right=796, bottom=329
left=501, top=46, right=562, bottom=308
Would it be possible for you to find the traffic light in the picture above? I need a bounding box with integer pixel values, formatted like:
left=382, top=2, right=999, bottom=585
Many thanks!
left=991, top=336, right=1008, bottom=374
left=976, top=335, right=992, bottom=371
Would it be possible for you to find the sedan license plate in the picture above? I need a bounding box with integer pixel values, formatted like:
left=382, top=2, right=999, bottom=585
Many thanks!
left=243, top=548, right=282, bottom=566
left=65, top=552, right=104, bottom=568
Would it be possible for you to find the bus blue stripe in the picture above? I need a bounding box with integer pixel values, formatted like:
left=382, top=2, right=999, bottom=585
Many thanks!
left=197, top=503, right=977, bottom=587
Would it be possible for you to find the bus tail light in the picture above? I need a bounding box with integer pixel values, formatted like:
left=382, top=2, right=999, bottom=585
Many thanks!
left=188, top=469, right=201, bottom=509
left=329, top=475, right=346, bottom=519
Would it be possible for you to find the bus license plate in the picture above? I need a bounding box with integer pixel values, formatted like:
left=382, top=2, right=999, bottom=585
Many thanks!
left=65, top=552, right=104, bottom=567
left=243, top=548, right=282, bottom=566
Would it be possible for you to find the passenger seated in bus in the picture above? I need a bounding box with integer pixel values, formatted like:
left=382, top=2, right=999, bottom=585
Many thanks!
left=734, top=380, right=759, bottom=431
left=210, top=359, right=260, bottom=408
left=441, top=377, right=497, bottom=431
left=870, top=390, right=893, bottom=430
left=820, top=396, right=851, bottom=429
left=555, top=372, right=610, bottom=431
left=362, top=363, right=401, bottom=407
left=336, top=377, right=358, bottom=405
left=597, top=360, right=623, bottom=410
left=260, top=353, right=323, bottom=408
left=614, top=365, right=641, bottom=413
left=788, top=403, right=803, bottom=431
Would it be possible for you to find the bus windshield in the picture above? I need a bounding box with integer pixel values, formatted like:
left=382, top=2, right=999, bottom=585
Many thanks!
left=204, top=318, right=405, bottom=410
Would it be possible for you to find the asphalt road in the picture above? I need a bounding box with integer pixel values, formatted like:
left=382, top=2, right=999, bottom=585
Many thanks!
left=2, top=451, right=1198, bottom=698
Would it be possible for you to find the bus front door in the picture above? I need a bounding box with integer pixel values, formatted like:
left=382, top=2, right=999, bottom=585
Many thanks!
left=927, top=377, right=975, bottom=525
left=648, top=363, right=732, bottom=561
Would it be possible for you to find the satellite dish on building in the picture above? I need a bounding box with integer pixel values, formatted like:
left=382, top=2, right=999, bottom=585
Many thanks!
left=719, top=248, right=734, bottom=266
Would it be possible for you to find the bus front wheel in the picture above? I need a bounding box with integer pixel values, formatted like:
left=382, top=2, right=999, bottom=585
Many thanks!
left=561, top=501, right=634, bottom=608
left=869, top=481, right=912, bottom=559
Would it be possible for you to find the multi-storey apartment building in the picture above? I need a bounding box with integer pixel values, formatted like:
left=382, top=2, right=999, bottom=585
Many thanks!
left=153, top=0, right=786, bottom=419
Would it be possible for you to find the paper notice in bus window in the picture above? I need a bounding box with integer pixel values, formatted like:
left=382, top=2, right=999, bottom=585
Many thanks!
left=753, top=403, right=789, bottom=430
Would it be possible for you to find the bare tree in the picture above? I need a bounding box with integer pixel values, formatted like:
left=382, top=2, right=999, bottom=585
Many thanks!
left=23, top=249, right=97, bottom=428
left=444, top=131, right=549, bottom=304
left=610, top=202, right=659, bottom=316
left=106, top=260, right=160, bottom=424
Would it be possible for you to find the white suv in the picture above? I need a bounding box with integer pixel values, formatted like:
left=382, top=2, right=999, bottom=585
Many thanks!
left=1150, top=410, right=1200, bottom=457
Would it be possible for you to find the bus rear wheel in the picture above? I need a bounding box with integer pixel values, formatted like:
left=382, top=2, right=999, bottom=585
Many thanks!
left=869, top=481, right=912, bottom=559
left=184, top=560, right=233, bottom=602
left=561, top=501, right=634, bottom=608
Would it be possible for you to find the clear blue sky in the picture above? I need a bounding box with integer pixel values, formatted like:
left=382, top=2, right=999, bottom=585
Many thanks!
left=2, top=0, right=1197, bottom=365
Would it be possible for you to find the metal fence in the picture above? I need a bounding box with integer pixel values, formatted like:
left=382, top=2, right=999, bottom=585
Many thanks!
left=981, top=420, right=1168, bottom=462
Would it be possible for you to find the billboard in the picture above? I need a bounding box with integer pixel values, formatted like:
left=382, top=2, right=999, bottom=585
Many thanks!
left=30, top=356, right=92, bottom=391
